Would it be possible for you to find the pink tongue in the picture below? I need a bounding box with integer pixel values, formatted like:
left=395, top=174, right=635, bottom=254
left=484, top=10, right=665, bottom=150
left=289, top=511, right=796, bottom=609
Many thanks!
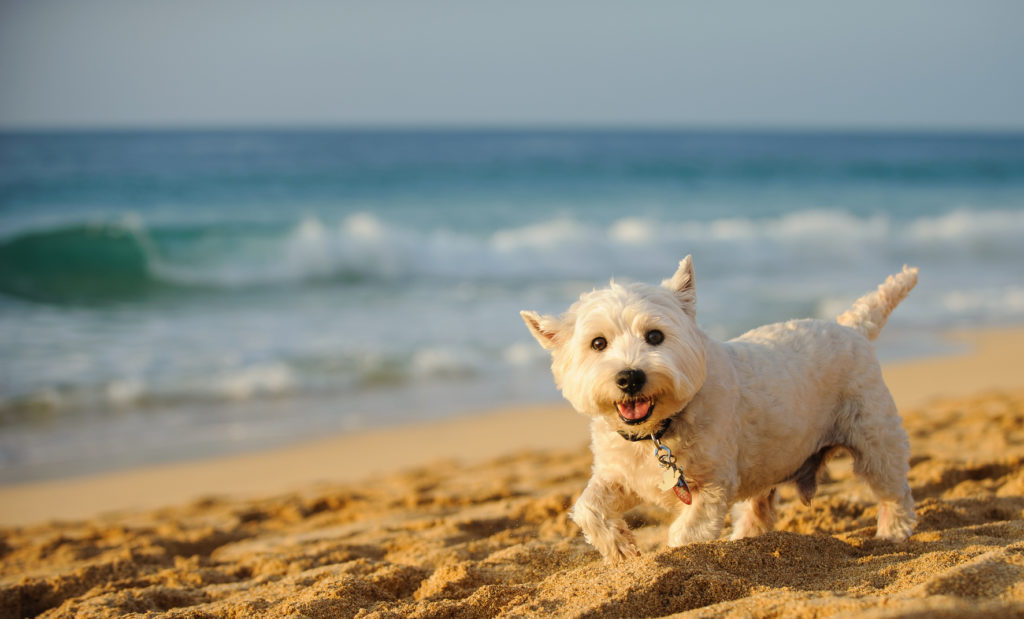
left=617, top=400, right=651, bottom=420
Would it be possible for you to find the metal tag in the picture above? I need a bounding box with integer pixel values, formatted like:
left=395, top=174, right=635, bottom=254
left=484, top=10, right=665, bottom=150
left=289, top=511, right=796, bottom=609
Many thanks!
left=673, top=478, right=693, bottom=505
left=658, top=468, right=680, bottom=491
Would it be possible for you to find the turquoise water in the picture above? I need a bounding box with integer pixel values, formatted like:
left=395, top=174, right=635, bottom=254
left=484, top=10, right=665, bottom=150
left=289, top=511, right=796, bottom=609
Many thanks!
left=2, top=129, right=1023, bottom=481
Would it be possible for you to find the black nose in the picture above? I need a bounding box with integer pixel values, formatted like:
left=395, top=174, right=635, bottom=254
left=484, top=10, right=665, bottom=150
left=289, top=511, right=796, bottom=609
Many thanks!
left=615, top=369, right=646, bottom=395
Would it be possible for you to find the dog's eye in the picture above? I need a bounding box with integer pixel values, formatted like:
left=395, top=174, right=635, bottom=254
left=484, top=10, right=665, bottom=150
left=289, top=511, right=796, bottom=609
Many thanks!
left=645, top=329, right=665, bottom=346
left=590, top=336, right=607, bottom=351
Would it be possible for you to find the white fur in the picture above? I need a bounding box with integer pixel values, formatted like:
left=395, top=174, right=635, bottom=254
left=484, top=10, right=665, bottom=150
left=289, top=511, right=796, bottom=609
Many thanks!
left=522, top=256, right=918, bottom=561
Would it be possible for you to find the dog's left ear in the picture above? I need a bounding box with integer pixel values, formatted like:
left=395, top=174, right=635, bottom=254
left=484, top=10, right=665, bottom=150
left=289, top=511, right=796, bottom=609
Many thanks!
left=661, top=255, right=696, bottom=318
left=520, top=310, right=563, bottom=350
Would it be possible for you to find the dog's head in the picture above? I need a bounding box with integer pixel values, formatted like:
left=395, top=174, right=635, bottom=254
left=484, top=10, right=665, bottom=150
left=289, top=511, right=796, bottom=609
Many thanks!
left=521, top=255, right=707, bottom=431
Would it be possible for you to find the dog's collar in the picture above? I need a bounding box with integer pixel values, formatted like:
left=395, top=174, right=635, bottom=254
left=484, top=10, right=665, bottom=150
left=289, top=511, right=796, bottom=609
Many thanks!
left=616, top=416, right=672, bottom=442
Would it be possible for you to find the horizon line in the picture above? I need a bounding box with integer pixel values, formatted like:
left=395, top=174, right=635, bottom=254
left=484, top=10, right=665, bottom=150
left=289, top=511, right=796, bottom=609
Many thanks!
left=2, top=121, right=1024, bottom=136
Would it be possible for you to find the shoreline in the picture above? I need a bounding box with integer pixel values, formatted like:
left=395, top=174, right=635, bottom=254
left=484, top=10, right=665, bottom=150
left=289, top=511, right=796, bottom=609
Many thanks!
left=1, top=324, right=1023, bottom=527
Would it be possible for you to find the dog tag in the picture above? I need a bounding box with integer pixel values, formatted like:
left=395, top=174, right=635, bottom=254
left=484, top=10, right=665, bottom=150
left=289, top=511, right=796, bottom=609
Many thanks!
left=673, top=478, right=693, bottom=505
left=658, top=469, right=680, bottom=491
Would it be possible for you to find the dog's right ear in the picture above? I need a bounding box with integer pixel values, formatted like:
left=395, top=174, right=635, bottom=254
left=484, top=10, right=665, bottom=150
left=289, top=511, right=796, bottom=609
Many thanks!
left=661, top=255, right=696, bottom=318
left=520, top=310, right=562, bottom=350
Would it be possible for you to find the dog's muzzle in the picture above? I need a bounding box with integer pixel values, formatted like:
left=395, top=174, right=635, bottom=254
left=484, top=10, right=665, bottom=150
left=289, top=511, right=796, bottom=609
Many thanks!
left=615, top=368, right=653, bottom=424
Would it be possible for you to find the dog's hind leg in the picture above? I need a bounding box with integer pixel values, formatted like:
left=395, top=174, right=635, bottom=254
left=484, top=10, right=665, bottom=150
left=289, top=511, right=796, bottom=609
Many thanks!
left=729, top=488, right=778, bottom=540
left=571, top=476, right=642, bottom=562
left=844, top=393, right=916, bottom=542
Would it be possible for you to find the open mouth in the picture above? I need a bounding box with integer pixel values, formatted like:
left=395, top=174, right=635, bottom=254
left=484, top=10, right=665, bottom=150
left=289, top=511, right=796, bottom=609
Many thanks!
left=616, top=398, right=654, bottom=425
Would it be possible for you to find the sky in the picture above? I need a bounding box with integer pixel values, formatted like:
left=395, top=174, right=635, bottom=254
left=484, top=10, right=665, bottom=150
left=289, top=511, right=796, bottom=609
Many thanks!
left=0, top=0, right=1022, bottom=130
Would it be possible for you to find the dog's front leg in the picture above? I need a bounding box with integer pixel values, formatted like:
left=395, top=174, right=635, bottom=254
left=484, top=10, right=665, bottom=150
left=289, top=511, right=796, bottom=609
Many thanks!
left=667, top=482, right=731, bottom=546
left=571, top=476, right=641, bottom=562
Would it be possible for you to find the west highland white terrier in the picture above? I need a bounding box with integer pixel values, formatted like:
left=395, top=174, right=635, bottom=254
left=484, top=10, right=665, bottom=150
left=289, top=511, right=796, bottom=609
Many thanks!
left=522, top=256, right=918, bottom=561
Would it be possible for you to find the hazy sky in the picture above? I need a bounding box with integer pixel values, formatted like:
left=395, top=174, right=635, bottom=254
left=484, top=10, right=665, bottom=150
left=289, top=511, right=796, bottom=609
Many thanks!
left=1, top=0, right=1022, bottom=130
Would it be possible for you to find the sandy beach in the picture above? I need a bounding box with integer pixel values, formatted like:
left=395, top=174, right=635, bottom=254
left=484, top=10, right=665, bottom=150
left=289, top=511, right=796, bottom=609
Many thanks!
left=3, top=326, right=1024, bottom=617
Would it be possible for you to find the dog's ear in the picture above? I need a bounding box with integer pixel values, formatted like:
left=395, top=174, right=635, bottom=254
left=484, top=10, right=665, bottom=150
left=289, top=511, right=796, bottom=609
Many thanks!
left=661, top=255, right=696, bottom=318
left=521, top=310, right=562, bottom=350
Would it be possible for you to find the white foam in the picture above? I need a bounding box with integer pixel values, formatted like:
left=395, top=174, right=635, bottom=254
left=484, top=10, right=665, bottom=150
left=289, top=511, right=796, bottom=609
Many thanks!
left=214, top=364, right=295, bottom=401
left=502, top=341, right=547, bottom=367
left=106, top=379, right=144, bottom=408
left=492, top=217, right=593, bottom=252
left=343, top=212, right=388, bottom=241
left=773, top=210, right=888, bottom=241
left=941, top=286, right=1024, bottom=316
left=125, top=207, right=1024, bottom=292
left=908, top=209, right=1024, bottom=242
left=283, top=215, right=333, bottom=278
left=907, top=209, right=1024, bottom=260
left=410, top=347, right=475, bottom=378
left=608, top=217, right=654, bottom=244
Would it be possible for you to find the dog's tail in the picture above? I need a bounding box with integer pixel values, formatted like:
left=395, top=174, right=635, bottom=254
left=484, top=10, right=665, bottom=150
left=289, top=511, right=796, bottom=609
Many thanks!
left=836, top=266, right=919, bottom=341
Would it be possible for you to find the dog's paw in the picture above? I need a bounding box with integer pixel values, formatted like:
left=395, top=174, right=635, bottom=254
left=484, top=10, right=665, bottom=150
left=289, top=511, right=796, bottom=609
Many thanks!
left=593, top=519, right=640, bottom=563
left=602, top=531, right=640, bottom=563
left=875, top=500, right=916, bottom=542
left=875, top=519, right=915, bottom=543
left=603, top=542, right=640, bottom=564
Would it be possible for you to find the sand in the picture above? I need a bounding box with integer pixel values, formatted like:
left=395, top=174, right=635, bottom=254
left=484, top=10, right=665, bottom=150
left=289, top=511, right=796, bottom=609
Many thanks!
left=3, top=326, right=1024, bottom=618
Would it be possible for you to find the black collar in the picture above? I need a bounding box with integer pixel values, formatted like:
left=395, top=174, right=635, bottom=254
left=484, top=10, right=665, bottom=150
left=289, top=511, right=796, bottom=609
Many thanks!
left=617, top=416, right=673, bottom=442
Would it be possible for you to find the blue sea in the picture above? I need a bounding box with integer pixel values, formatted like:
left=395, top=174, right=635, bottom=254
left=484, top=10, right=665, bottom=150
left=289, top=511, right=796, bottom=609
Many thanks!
left=2, top=129, right=1023, bottom=483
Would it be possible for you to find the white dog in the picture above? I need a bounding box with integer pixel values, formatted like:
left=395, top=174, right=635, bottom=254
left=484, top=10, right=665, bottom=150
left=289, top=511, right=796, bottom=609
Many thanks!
left=521, top=256, right=917, bottom=561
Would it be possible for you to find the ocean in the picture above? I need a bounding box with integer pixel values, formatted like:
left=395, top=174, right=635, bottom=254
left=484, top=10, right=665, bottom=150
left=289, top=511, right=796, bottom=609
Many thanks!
left=2, top=129, right=1023, bottom=483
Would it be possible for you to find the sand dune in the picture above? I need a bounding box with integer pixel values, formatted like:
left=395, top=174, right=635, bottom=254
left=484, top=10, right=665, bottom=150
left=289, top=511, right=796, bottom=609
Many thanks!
left=4, top=385, right=1024, bottom=617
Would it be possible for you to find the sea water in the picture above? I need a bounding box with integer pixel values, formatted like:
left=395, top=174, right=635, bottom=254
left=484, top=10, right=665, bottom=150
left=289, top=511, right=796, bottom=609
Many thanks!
left=2, top=129, right=1023, bottom=482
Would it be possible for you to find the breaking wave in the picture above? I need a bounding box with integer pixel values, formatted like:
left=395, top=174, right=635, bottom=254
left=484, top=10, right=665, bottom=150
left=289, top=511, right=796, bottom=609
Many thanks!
left=2, top=208, right=1023, bottom=304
